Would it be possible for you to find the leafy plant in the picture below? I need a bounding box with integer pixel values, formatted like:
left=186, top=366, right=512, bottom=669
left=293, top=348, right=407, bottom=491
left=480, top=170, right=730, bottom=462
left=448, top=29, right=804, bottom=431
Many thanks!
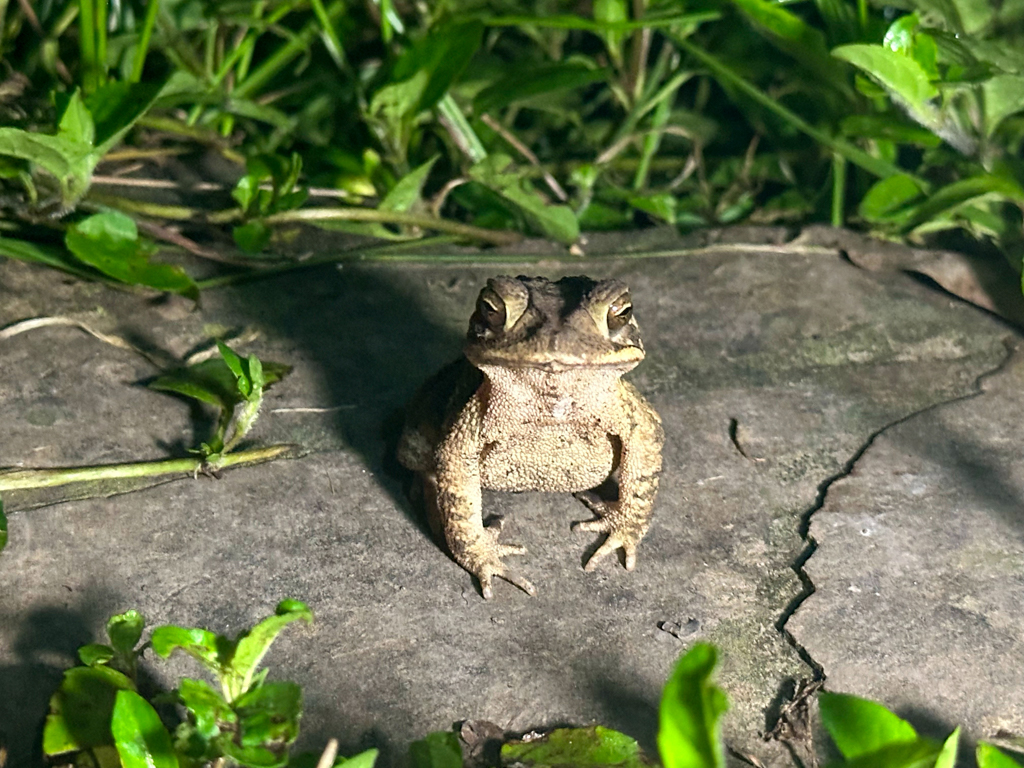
left=149, top=341, right=291, bottom=464
left=43, top=600, right=324, bottom=768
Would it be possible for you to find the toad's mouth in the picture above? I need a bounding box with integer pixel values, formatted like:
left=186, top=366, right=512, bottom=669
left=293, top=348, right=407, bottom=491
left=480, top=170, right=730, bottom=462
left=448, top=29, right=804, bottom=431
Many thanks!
left=466, top=347, right=644, bottom=372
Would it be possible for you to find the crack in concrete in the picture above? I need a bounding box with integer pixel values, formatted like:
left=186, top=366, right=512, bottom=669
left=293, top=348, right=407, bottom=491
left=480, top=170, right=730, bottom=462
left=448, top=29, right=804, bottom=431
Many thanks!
left=774, top=337, right=1019, bottom=686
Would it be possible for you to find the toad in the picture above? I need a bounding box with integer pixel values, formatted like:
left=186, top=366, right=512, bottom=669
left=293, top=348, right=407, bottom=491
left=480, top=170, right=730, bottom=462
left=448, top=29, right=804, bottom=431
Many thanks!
left=398, top=275, right=664, bottom=598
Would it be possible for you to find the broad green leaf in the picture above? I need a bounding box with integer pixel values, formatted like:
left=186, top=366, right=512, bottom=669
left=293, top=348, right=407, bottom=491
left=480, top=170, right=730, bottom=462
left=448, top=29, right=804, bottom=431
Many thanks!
left=658, top=644, right=727, bottom=768
left=178, top=678, right=235, bottom=741
left=107, top=610, right=145, bottom=656
left=111, top=690, right=179, bottom=768
left=818, top=692, right=917, bottom=759
left=43, top=665, right=135, bottom=755
left=150, top=625, right=226, bottom=676
left=79, top=643, right=116, bottom=667
left=392, top=20, right=483, bottom=114
left=474, top=62, right=609, bottom=115
left=935, top=728, right=960, bottom=768
left=233, top=221, right=273, bottom=254
left=380, top=155, right=439, bottom=213
left=628, top=193, right=677, bottom=223
left=859, top=174, right=925, bottom=223
left=149, top=358, right=291, bottom=409
left=57, top=90, right=96, bottom=146
left=65, top=211, right=199, bottom=300
left=234, top=682, right=302, bottom=747
left=218, top=342, right=247, bottom=386
left=732, top=0, right=846, bottom=85
left=410, top=731, right=462, bottom=768
left=0, top=237, right=93, bottom=276
left=832, top=44, right=940, bottom=129
left=983, top=74, right=1024, bottom=136
left=501, top=726, right=647, bottom=768
left=229, top=600, right=312, bottom=696
left=978, top=743, right=1024, bottom=768
left=337, top=748, right=380, bottom=768
left=467, top=154, right=579, bottom=244
left=907, top=174, right=1024, bottom=230
left=85, top=81, right=164, bottom=155
left=833, top=739, right=942, bottom=768
left=0, top=129, right=95, bottom=205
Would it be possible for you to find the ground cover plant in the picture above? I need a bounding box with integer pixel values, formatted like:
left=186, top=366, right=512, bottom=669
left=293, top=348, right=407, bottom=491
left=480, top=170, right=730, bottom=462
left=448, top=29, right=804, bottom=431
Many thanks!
left=33, top=608, right=1024, bottom=768
left=0, top=0, right=1021, bottom=293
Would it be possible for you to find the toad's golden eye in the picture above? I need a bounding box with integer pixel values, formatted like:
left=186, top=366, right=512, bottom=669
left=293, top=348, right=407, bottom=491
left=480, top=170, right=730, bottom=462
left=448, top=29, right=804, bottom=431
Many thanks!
left=477, top=290, right=506, bottom=331
left=607, top=293, right=633, bottom=331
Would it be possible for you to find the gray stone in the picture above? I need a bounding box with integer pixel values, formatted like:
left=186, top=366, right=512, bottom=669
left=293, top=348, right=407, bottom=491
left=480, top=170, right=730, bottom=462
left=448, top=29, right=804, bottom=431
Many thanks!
left=0, top=228, right=1013, bottom=767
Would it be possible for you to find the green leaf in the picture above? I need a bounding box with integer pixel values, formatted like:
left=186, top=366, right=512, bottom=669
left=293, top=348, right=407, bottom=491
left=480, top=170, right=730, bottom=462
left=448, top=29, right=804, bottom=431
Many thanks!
left=393, top=20, right=483, bottom=114
left=65, top=211, right=199, bottom=300
left=85, top=81, right=164, bottom=156
left=732, top=0, right=846, bottom=85
left=228, top=600, right=312, bottom=696
left=818, top=692, right=918, bottom=759
left=233, top=221, right=273, bottom=255
left=859, top=174, right=925, bottom=223
left=43, top=665, right=135, bottom=755
left=983, top=74, right=1024, bottom=136
left=657, top=644, right=728, bottom=768
left=111, top=690, right=179, bottom=768
left=501, top=726, right=647, bottom=768
left=467, top=154, right=579, bottom=244
left=58, top=90, right=96, bottom=146
left=150, top=626, right=226, bottom=676
left=628, top=193, right=677, bottom=223
left=978, top=743, right=1024, bottom=768
left=935, top=728, right=960, bottom=768
left=380, top=155, right=439, bottom=213
left=178, top=678, right=235, bottom=741
left=79, top=643, right=117, bottom=667
left=832, top=44, right=940, bottom=129
left=474, top=62, right=609, bottom=115
left=0, top=235, right=106, bottom=279
left=149, top=358, right=291, bottom=410
left=907, top=174, right=1024, bottom=230
left=337, top=748, right=380, bottom=768
left=0, top=128, right=96, bottom=206
left=840, top=114, right=941, bottom=147
left=410, top=731, right=462, bottom=768
left=217, top=683, right=302, bottom=768
left=107, top=610, right=145, bottom=656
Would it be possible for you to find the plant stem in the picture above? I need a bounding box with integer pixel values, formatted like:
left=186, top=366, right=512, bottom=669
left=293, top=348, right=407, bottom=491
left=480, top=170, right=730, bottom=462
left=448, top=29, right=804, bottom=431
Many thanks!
left=0, top=444, right=300, bottom=492
left=831, top=152, right=847, bottom=227
left=131, top=0, right=161, bottom=82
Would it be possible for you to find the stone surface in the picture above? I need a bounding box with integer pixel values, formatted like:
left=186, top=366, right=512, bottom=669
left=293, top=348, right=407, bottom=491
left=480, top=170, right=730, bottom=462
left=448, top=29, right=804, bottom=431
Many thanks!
left=789, top=346, right=1024, bottom=748
left=0, top=228, right=1015, bottom=767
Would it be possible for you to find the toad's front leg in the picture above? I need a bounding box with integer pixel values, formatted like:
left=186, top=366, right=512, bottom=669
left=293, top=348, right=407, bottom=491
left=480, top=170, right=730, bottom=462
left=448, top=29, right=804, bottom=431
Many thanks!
left=574, top=391, right=664, bottom=571
left=435, top=401, right=536, bottom=599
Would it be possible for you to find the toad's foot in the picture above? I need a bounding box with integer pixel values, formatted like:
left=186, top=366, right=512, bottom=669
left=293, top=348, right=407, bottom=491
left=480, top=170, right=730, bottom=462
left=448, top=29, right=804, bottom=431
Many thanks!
left=572, top=494, right=647, bottom=572
left=453, top=518, right=536, bottom=600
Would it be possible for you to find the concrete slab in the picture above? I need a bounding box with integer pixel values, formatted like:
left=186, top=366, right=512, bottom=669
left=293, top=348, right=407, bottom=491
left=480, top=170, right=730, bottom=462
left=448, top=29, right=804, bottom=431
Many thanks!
left=788, top=345, right=1024, bottom=750
left=0, top=229, right=1014, bottom=768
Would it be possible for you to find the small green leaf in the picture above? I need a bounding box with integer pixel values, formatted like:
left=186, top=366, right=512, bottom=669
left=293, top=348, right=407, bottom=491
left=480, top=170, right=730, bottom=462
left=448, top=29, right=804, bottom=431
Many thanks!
left=978, top=743, right=1024, bottom=768
left=149, top=358, right=291, bottom=410
left=65, top=211, right=199, bottom=300
left=907, top=174, right=1024, bottom=230
left=380, top=155, right=439, bottom=213
left=57, top=90, right=96, bottom=147
left=234, top=220, right=273, bottom=254
left=178, top=678, right=235, bottom=741
left=501, top=726, right=647, bottom=768
left=0, top=128, right=96, bottom=206
left=628, top=193, right=677, bottom=224
left=859, top=174, right=925, bottom=223
left=392, top=20, right=483, bottom=114
left=150, top=626, right=226, bottom=676
left=832, top=44, right=940, bottom=128
left=410, top=731, right=462, bottom=768
left=336, top=748, right=380, bottom=768
left=983, top=75, right=1024, bottom=136
left=818, top=692, right=918, bottom=759
left=79, top=643, right=116, bottom=667
left=43, top=665, right=135, bottom=755
left=229, top=601, right=312, bottom=696
left=235, top=682, right=302, bottom=747
left=658, top=644, right=728, bottom=768
left=218, top=341, right=247, bottom=383
left=935, top=728, right=960, bottom=768
left=107, top=611, right=145, bottom=656
left=247, top=355, right=265, bottom=395
left=111, top=690, right=179, bottom=768
left=0, top=235, right=105, bottom=279
left=85, top=80, right=165, bottom=156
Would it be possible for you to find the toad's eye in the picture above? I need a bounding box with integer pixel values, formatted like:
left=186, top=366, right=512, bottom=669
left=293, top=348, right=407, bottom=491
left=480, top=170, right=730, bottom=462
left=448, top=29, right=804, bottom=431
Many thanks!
left=607, top=294, right=633, bottom=331
left=477, top=290, right=507, bottom=332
